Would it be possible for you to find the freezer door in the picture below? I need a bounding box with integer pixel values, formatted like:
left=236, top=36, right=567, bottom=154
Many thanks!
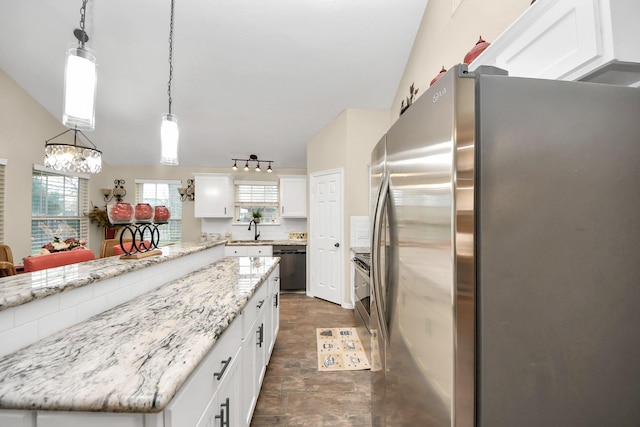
left=476, top=74, right=640, bottom=426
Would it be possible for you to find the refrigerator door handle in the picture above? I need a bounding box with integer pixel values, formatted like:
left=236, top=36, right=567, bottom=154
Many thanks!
left=371, top=172, right=390, bottom=342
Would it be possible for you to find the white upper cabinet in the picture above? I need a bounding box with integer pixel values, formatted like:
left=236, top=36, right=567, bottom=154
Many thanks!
left=194, top=173, right=234, bottom=218
left=470, top=0, right=640, bottom=86
left=279, top=176, right=307, bottom=218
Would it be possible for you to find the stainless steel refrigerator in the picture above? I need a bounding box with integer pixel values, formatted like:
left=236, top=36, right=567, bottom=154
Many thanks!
left=370, top=64, right=640, bottom=427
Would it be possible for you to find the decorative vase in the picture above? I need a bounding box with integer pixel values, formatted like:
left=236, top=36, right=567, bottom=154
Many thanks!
left=134, top=203, right=154, bottom=223
left=463, top=36, right=491, bottom=64
left=104, top=226, right=117, bottom=240
left=154, top=205, right=171, bottom=223
left=430, top=66, right=447, bottom=86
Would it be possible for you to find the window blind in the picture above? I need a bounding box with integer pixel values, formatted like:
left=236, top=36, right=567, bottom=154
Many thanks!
left=234, top=182, right=279, bottom=223
left=135, top=180, right=182, bottom=245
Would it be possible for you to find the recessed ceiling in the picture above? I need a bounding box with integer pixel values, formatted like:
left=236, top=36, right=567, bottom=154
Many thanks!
left=0, top=0, right=428, bottom=168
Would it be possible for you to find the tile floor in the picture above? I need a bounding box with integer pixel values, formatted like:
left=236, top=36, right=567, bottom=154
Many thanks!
left=250, top=293, right=372, bottom=426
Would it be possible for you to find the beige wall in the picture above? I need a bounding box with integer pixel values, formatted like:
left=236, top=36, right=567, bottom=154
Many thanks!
left=0, top=69, right=71, bottom=260
left=307, top=108, right=389, bottom=303
left=391, top=0, right=530, bottom=118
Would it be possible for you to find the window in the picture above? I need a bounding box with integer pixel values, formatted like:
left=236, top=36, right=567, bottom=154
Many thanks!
left=31, top=166, right=89, bottom=255
left=135, top=180, right=182, bottom=246
left=234, top=181, right=279, bottom=223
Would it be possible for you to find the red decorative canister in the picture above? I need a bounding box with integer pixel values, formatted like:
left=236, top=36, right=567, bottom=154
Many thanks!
left=108, top=202, right=134, bottom=224
left=463, top=36, right=491, bottom=64
left=134, top=203, right=154, bottom=222
left=430, top=66, right=447, bottom=86
left=154, top=205, right=171, bottom=223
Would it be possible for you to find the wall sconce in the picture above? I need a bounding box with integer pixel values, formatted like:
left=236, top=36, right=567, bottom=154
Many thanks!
left=178, top=178, right=195, bottom=202
left=102, top=179, right=127, bottom=202
left=232, top=154, right=274, bottom=173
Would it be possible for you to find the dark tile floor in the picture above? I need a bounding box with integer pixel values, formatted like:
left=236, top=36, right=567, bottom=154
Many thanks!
left=250, top=293, right=372, bottom=426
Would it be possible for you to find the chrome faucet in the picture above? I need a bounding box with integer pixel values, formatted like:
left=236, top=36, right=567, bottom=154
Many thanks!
left=248, top=219, right=261, bottom=240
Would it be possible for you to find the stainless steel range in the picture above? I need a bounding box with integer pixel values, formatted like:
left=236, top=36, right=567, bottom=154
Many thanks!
left=351, top=252, right=370, bottom=333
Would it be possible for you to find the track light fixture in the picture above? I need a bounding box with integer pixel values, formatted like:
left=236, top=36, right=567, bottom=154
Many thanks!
left=232, top=154, right=274, bottom=173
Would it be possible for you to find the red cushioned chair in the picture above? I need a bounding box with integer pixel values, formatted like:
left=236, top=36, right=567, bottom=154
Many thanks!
left=23, top=249, right=95, bottom=272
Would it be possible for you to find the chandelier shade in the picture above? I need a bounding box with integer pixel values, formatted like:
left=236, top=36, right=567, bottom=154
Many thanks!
left=62, top=45, right=97, bottom=130
left=44, top=129, right=102, bottom=174
left=160, top=113, right=179, bottom=165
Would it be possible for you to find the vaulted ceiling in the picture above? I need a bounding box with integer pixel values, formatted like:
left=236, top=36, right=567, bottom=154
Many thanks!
left=0, top=0, right=428, bottom=168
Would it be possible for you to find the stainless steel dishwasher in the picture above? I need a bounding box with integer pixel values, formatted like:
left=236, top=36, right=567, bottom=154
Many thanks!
left=272, top=245, right=306, bottom=292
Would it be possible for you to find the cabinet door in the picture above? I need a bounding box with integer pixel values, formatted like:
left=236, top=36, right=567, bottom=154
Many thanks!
left=280, top=176, right=307, bottom=218
left=194, top=174, right=234, bottom=218
left=266, top=267, right=280, bottom=361
left=239, top=292, right=268, bottom=427
left=196, top=349, right=240, bottom=427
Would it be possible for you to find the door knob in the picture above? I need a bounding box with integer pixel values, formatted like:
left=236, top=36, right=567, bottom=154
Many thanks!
left=334, top=243, right=340, bottom=248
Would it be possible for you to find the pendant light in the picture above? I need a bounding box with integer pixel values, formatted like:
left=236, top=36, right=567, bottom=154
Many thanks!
left=161, top=0, right=179, bottom=165
left=62, top=0, right=97, bottom=130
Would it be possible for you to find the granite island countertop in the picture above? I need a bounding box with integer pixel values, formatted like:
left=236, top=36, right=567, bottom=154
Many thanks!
left=0, top=240, right=225, bottom=311
left=0, top=256, right=278, bottom=413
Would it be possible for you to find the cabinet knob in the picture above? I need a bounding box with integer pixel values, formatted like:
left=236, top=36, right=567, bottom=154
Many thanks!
left=334, top=242, right=340, bottom=248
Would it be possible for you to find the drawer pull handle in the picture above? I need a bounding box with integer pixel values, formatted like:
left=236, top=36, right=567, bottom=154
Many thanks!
left=257, top=323, right=264, bottom=347
left=213, top=357, right=232, bottom=381
left=214, top=397, right=230, bottom=427
left=257, top=299, right=265, bottom=309
left=274, top=292, right=279, bottom=308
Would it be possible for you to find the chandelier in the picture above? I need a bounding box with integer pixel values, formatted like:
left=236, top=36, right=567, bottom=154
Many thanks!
left=44, top=129, right=102, bottom=174
left=62, top=0, right=97, bottom=130
left=160, top=0, right=179, bottom=165
left=232, top=154, right=273, bottom=173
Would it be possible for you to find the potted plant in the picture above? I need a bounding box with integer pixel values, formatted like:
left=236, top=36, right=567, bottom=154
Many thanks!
left=252, top=210, right=263, bottom=223
left=86, top=206, right=118, bottom=239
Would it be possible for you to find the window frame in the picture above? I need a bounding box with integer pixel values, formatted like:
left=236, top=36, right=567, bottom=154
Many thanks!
left=31, top=165, right=90, bottom=255
left=234, top=180, right=280, bottom=224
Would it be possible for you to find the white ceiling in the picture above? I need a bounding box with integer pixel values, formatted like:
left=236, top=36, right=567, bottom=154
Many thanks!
left=0, top=0, right=427, bottom=169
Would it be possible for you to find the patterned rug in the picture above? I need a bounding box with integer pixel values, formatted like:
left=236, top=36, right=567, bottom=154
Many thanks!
left=316, top=327, right=371, bottom=371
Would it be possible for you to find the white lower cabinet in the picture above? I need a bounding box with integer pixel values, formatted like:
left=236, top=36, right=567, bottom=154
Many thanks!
left=196, top=348, right=240, bottom=427
left=265, top=269, right=280, bottom=362
left=239, top=275, right=269, bottom=427
left=2, top=268, right=281, bottom=427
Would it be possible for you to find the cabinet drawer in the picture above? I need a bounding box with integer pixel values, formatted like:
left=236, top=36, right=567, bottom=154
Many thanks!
left=164, top=320, right=241, bottom=427
left=241, top=281, right=268, bottom=338
left=246, top=246, right=272, bottom=256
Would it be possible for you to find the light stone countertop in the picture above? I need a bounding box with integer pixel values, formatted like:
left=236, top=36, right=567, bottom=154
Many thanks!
left=0, top=256, right=279, bottom=413
left=0, top=240, right=226, bottom=312
left=225, top=239, right=307, bottom=246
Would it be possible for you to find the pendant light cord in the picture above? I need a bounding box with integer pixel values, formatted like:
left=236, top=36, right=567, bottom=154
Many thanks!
left=78, top=0, right=88, bottom=48
left=167, top=0, right=175, bottom=114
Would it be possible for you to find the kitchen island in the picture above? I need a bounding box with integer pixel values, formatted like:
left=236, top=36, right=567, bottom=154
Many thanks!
left=0, top=255, right=280, bottom=427
left=0, top=241, right=226, bottom=357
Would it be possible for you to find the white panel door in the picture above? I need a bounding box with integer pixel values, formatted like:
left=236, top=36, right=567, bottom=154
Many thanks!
left=310, top=169, right=343, bottom=305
